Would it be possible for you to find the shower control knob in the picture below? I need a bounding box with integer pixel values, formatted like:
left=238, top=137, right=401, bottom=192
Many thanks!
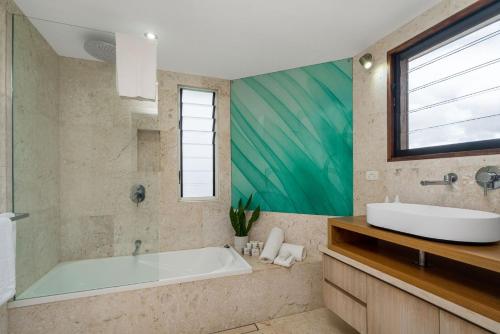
left=475, top=166, right=500, bottom=196
left=130, top=184, right=146, bottom=206
left=476, top=171, right=496, bottom=183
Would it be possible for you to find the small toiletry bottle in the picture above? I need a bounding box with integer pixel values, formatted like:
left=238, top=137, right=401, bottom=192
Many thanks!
left=243, top=247, right=251, bottom=256
left=258, top=241, right=264, bottom=249
left=246, top=242, right=252, bottom=249
left=251, top=248, right=260, bottom=257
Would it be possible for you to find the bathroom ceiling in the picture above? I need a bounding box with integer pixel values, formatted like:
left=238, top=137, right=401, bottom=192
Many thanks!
left=14, top=0, right=440, bottom=80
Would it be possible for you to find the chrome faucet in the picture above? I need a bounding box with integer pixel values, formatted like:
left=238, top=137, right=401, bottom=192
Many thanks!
left=133, top=240, right=142, bottom=256
left=475, top=166, right=500, bottom=196
left=420, top=173, right=458, bottom=186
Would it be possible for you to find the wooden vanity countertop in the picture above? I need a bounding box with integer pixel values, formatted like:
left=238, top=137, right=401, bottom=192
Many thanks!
left=328, top=216, right=500, bottom=273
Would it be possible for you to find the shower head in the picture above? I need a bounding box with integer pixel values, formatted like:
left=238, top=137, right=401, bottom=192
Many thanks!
left=84, top=39, right=116, bottom=63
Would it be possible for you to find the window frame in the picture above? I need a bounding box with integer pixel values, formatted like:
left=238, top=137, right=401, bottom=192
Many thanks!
left=178, top=86, right=218, bottom=201
left=387, top=0, right=500, bottom=161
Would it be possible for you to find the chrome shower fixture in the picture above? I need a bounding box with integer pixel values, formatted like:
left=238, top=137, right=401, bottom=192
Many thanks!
left=130, top=184, right=146, bottom=206
left=84, top=39, right=116, bottom=63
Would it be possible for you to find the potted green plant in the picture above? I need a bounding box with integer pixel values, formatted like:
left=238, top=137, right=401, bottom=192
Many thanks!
left=229, top=194, right=261, bottom=252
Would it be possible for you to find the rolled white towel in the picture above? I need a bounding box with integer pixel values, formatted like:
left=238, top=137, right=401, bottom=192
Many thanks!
left=273, top=249, right=295, bottom=268
left=259, top=227, right=285, bottom=263
left=280, top=243, right=306, bottom=262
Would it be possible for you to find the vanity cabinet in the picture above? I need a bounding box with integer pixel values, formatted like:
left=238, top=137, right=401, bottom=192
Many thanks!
left=322, top=254, right=495, bottom=334
left=366, top=276, right=439, bottom=334
left=322, top=216, right=499, bottom=334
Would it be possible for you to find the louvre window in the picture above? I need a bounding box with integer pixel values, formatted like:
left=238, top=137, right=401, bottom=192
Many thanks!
left=179, top=88, right=216, bottom=198
left=389, top=2, right=500, bottom=159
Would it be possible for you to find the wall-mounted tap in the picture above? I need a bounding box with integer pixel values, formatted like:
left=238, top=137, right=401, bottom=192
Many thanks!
left=420, top=173, right=458, bottom=186
left=132, top=240, right=142, bottom=256
left=475, top=166, right=500, bottom=196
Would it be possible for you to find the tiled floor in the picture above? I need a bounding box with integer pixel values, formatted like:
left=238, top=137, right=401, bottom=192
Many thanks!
left=215, top=308, right=357, bottom=334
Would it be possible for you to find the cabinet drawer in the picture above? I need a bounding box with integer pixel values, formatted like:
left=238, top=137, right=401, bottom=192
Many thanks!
left=439, top=311, right=492, bottom=334
left=323, top=254, right=367, bottom=302
left=323, top=280, right=367, bottom=334
left=367, top=276, right=439, bottom=334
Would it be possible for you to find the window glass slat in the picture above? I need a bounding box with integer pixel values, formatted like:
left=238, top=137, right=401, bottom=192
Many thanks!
left=182, top=184, right=213, bottom=198
left=182, top=131, right=214, bottom=145
left=182, top=144, right=214, bottom=158
left=181, top=90, right=214, bottom=105
left=182, top=103, right=214, bottom=118
left=181, top=117, right=215, bottom=132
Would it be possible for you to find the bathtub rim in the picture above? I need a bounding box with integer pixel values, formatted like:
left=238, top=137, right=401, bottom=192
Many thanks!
left=8, top=246, right=252, bottom=309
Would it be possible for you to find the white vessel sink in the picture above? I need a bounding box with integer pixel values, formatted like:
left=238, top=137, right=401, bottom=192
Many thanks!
left=366, top=203, right=500, bottom=243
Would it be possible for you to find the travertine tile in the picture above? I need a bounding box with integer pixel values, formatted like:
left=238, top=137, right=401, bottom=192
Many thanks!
left=0, top=303, right=7, bottom=334
left=201, top=204, right=234, bottom=247
left=255, top=308, right=357, bottom=334
left=60, top=215, right=114, bottom=261
left=113, top=210, right=159, bottom=256
left=0, top=167, right=7, bottom=211
left=137, top=130, right=161, bottom=172
left=8, top=260, right=322, bottom=334
left=215, top=324, right=258, bottom=334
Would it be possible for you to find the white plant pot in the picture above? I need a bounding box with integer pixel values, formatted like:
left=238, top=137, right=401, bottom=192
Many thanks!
left=234, top=236, right=248, bottom=253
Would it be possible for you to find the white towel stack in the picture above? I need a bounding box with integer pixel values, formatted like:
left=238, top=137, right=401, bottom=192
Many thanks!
left=273, top=248, right=295, bottom=268
left=259, top=227, right=306, bottom=268
left=0, top=213, right=16, bottom=305
left=116, top=32, right=157, bottom=100
left=279, top=243, right=306, bottom=262
left=259, top=227, right=285, bottom=263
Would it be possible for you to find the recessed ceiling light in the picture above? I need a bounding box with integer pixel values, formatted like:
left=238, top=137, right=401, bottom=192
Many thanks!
left=145, top=32, right=158, bottom=40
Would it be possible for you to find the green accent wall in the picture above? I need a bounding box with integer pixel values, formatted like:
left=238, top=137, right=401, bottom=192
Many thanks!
left=231, top=59, right=353, bottom=216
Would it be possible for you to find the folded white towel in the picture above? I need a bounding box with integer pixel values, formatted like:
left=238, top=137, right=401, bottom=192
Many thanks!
left=273, top=249, right=295, bottom=268
left=0, top=213, right=16, bottom=305
left=259, top=227, right=285, bottom=263
left=116, top=32, right=157, bottom=100
left=280, top=243, right=306, bottom=262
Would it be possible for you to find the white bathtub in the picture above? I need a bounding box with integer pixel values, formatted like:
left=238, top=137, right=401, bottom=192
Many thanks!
left=13, top=246, right=251, bottom=307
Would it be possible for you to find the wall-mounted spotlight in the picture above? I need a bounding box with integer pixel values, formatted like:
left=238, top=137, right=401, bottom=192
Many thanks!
left=359, top=53, right=373, bottom=70
left=144, top=32, right=158, bottom=40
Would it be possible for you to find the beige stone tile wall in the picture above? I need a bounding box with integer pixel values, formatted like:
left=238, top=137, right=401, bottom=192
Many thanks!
left=0, top=303, right=7, bottom=334
left=11, top=15, right=61, bottom=295
left=353, top=0, right=500, bottom=215
left=58, top=58, right=233, bottom=260
left=8, top=260, right=322, bottom=334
